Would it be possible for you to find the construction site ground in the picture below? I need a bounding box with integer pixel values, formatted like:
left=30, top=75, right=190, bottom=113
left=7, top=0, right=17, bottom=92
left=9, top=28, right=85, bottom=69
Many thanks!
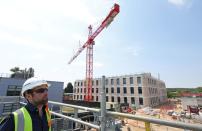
left=120, top=99, right=201, bottom=131
left=62, top=99, right=202, bottom=130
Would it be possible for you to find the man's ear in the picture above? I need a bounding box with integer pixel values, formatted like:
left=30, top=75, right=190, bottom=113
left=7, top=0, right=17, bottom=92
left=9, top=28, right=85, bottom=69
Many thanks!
left=24, top=92, right=33, bottom=100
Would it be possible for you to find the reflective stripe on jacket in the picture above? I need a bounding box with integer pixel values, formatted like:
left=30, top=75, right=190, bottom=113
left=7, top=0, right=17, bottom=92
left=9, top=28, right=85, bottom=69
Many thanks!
left=13, top=107, right=51, bottom=131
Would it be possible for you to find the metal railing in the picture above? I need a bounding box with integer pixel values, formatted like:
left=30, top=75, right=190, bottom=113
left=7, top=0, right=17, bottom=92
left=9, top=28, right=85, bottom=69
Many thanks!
left=1, top=76, right=202, bottom=131
left=46, top=100, right=202, bottom=131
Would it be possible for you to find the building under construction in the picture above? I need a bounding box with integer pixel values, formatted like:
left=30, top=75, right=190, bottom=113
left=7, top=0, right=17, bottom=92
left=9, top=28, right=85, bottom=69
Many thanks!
left=73, top=73, right=167, bottom=109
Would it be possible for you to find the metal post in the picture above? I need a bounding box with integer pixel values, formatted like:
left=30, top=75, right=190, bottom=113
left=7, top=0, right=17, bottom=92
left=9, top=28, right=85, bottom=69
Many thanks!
left=100, top=75, right=106, bottom=131
left=74, top=108, right=78, bottom=128
left=145, top=122, right=151, bottom=131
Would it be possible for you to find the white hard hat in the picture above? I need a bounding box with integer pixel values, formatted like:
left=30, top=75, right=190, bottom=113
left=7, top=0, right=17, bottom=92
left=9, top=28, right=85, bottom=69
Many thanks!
left=21, top=77, right=50, bottom=96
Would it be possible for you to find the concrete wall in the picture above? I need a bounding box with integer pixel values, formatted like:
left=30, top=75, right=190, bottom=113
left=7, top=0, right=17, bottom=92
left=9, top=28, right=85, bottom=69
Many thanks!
left=47, top=80, right=64, bottom=102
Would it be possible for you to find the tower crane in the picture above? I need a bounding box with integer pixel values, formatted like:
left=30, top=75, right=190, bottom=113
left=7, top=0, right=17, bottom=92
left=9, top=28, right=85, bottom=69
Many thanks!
left=68, top=3, right=120, bottom=101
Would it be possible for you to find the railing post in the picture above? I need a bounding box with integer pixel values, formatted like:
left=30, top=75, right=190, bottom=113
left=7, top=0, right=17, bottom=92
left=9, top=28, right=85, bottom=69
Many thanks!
left=100, top=75, right=106, bottom=131
left=145, top=121, right=151, bottom=131
left=74, top=108, right=78, bottom=128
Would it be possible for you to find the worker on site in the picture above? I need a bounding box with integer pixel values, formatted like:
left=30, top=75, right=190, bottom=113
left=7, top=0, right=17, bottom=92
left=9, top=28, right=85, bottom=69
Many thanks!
left=0, top=77, right=51, bottom=131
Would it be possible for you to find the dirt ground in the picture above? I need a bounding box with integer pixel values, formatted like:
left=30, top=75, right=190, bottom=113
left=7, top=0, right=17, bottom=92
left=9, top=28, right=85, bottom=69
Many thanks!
left=120, top=119, right=184, bottom=131
left=120, top=99, right=200, bottom=131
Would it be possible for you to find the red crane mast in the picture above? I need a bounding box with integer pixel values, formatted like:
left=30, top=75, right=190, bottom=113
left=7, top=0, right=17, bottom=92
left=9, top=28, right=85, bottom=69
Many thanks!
left=68, top=4, right=120, bottom=101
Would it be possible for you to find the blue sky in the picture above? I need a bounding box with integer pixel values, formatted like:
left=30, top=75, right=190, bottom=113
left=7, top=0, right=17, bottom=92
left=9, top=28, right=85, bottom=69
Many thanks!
left=0, top=0, right=201, bottom=88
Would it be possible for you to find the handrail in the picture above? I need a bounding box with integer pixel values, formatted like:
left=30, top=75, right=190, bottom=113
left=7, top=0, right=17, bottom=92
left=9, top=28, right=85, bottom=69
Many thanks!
left=1, top=96, right=202, bottom=131
left=107, top=111, right=202, bottom=131
left=48, top=101, right=100, bottom=113
left=50, top=111, right=100, bottom=130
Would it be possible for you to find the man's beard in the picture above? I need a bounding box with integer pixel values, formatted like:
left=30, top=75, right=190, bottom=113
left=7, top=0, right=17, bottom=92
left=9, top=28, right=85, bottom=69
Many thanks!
left=34, top=98, right=48, bottom=106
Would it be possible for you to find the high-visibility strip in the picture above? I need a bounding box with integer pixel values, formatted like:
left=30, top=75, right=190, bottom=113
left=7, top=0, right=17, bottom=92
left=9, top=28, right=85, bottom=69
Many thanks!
left=13, top=109, right=24, bottom=131
left=45, top=105, right=51, bottom=131
left=13, top=107, right=32, bottom=131
left=13, top=112, right=18, bottom=131
left=21, top=107, right=32, bottom=131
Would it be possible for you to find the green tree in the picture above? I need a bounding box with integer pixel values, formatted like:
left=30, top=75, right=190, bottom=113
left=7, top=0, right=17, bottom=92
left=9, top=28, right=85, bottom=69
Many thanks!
left=10, top=67, right=34, bottom=79
left=10, top=67, right=20, bottom=73
left=167, top=91, right=178, bottom=98
left=196, top=87, right=202, bottom=93
left=64, top=82, right=73, bottom=93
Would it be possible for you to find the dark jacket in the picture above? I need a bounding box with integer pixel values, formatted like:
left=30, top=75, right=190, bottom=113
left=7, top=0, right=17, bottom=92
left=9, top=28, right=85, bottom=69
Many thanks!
left=0, top=103, right=49, bottom=131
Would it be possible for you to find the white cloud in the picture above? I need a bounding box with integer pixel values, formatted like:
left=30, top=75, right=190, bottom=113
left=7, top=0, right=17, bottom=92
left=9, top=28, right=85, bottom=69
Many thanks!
left=0, top=0, right=99, bottom=35
left=0, top=0, right=118, bottom=83
left=69, top=60, right=103, bottom=68
left=125, top=45, right=142, bottom=57
left=94, top=62, right=104, bottom=68
left=168, top=0, right=186, bottom=6
left=0, top=31, right=64, bottom=52
left=168, top=0, right=192, bottom=8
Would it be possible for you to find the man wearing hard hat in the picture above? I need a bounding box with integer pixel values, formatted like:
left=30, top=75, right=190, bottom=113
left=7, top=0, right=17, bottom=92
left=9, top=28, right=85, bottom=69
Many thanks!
left=0, top=77, right=51, bottom=131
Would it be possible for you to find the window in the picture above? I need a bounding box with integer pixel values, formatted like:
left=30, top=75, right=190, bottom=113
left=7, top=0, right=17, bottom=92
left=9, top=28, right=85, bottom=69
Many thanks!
left=116, top=78, right=120, bottom=85
left=77, top=88, right=79, bottom=93
left=124, top=97, right=127, bottom=103
left=80, top=95, right=82, bottom=99
left=123, top=78, right=126, bottom=85
left=130, top=87, right=134, bottom=94
left=96, top=88, right=98, bottom=93
left=138, top=87, right=142, bottom=94
left=111, top=88, right=114, bottom=93
left=81, top=82, right=83, bottom=86
left=137, top=77, right=141, bottom=84
left=78, top=82, right=79, bottom=86
left=117, top=97, right=121, bottom=103
left=77, top=95, right=79, bottom=99
left=131, top=97, right=135, bottom=104
left=84, top=88, right=86, bottom=93
left=117, top=87, right=120, bottom=94
left=96, top=96, right=98, bottom=101
left=92, top=96, right=94, bottom=100
left=139, top=98, right=143, bottom=105
left=92, top=80, right=94, bottom=86
left=81, top=88, right=82, bottom=93
left=92, top=88, right=94, bottom=93
left=96, top=80, right=99, bottom=86
left=7, top=85, right=22, bottom=96
left=106, top=88, right=108, bottom=93
left=111, top=96, right=114, bottom=102
left=106, top=96, right=108, bottom=102
left=130, top=77, right=133, bottom=84
left=105, top=79, right=108, bottom=85
left=123, top=87, right=127, bottom=94
left=111, top=79, right=114, bottom=85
